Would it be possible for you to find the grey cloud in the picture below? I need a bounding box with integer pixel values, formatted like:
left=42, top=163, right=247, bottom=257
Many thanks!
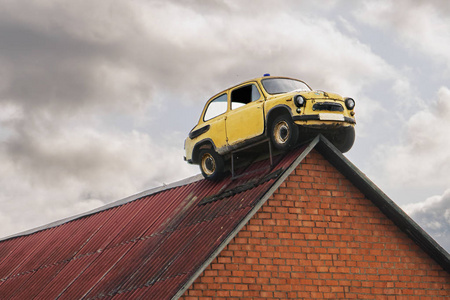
left=0, top=0, right=399, bottom=118
left=0, top=0, right=434, bottom=240
left=377, top=86, right=450, bottom=189
left=0, top=1, right=153, bottom=118
left=353, top=0, right=450, bottom=69
left=405, top=190, right=450, bottom=252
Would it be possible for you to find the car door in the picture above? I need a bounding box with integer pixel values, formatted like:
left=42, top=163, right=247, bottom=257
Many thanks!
left=201, top=93, right=228, bottom=152
left=225, top=83, right=265, bottom=146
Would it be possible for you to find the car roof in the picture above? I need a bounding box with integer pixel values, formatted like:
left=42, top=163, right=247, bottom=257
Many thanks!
left=208, top=75, right=309, bottom=100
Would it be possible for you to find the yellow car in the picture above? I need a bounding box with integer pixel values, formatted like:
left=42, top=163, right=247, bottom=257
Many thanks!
left=185, top=75, right=356, bottom=180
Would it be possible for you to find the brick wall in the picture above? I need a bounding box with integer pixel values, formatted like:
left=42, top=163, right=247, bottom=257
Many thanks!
left=181, top=150, right=450, bottom=299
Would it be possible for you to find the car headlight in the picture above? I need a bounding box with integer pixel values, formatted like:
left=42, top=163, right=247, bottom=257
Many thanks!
left=294, top=95, right=305, bottom=107
left=345, top=98, right=355, bottom=110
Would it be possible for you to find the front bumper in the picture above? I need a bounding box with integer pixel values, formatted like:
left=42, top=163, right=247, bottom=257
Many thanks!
left=293, top=114, right=356, bottom=124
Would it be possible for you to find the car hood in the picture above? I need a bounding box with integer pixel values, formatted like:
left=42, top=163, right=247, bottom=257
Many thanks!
left=274, top=90, right=344, bottom=101
left=299, top=90, right=344, bottom=101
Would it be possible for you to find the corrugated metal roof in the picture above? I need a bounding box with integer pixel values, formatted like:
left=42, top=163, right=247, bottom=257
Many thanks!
left=1, top=135, right=449, bottom=300
left=0, top=138, right=307, bottom=300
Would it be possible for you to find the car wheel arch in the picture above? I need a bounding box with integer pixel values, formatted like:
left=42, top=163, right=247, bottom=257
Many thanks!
left=266, top=105, right=293, bottom=134
left=192, top=139, right=216, bottom=164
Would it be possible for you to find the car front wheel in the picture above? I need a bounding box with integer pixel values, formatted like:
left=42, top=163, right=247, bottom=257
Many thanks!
left=327, top=126, right=355, bottom=153
left=199, top=149, right=225, bottom=180
left=270, top=114, right=299, bottom=150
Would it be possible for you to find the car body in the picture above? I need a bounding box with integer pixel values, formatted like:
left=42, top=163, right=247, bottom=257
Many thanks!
left=185, top=75, right=356, bottom=179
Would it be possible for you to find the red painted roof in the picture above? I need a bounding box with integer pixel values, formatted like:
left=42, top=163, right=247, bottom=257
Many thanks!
left=1, top=136, right=448, bottom=299
left=0, top=140, right=306, bottom=299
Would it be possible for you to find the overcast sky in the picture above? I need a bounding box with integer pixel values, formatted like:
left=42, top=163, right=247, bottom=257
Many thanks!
left=0, top=0, right=449, bottom=252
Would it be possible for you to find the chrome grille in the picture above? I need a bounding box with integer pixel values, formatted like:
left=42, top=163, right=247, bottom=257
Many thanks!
left=312, top=102, right=344, bottom=112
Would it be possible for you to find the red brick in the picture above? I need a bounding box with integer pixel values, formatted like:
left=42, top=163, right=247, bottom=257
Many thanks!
left=181, top=150, right=450, bottom=300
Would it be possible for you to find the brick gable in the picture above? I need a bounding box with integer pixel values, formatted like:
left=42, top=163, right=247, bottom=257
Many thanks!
left=181, top=150, right=450, bottom=299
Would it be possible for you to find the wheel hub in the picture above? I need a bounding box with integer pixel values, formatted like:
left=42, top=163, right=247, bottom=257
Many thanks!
left=274, top=121, right=289, bottom=144
left=201, top=153, right=216, bottom=175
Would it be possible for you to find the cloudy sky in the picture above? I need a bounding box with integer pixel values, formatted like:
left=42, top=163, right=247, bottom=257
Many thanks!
left=0, top=0, right=449, bottom=252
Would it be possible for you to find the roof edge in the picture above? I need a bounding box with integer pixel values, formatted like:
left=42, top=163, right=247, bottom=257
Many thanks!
left=1, top=174, right=204, bottom=242
left=315, top=135, right=450, bottom=273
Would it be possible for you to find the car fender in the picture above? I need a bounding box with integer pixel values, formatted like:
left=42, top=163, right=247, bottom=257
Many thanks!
left=265, top=104, right=294, bottom=133
left=191, top=138, right=218, bottom=164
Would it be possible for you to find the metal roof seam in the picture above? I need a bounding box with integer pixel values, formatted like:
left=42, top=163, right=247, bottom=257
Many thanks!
left=67, top=210, right=120, bottom=261
left=98, top=232, right=180, bottom=294
left=199, top=168, right=284, bottom=205
left=104, top=215, right=228, bottom=297
left=149, top=221, right=229, bottom=285
left=72, top=193, right=167, bottom=262
left=79, top=247, right=139, bottom=300
left=1, top=241, right=123, bottom=286
left=3, top=261, right=57, bottom=282
left=107, top=282, right=144, bottom=298
left=146, top=202, right=250, bottom=238
left=142, top=235, right=197, bottom=287
left=0, top=228, right=57, bottom=285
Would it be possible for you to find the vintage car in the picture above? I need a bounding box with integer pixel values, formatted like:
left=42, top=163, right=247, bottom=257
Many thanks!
left=185, top=75, right=356, bottom=180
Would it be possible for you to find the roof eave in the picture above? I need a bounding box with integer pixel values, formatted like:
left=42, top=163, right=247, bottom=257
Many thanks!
left=315, top=135, right=450, bottom=273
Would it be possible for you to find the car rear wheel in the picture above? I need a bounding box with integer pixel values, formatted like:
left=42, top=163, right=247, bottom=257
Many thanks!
left=199, top=149, right=225, bottom=180
left=270, top=114, right=299, bottom=150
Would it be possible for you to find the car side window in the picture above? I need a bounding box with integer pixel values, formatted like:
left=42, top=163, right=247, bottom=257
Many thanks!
left=203, top=93, right=228, bottom=121
left=231, top=84, right=261, bottom=110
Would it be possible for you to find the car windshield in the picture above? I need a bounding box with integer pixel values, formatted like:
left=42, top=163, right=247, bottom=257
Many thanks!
left=261, top=78, right=312, bottom=94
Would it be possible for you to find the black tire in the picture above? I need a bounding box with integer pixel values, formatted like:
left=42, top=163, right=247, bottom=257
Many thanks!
left=270, top=114, right=299, bottom=150
left=199, top=149, right=225, bottom=180
left=328, top=126, right=355, bottom=153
